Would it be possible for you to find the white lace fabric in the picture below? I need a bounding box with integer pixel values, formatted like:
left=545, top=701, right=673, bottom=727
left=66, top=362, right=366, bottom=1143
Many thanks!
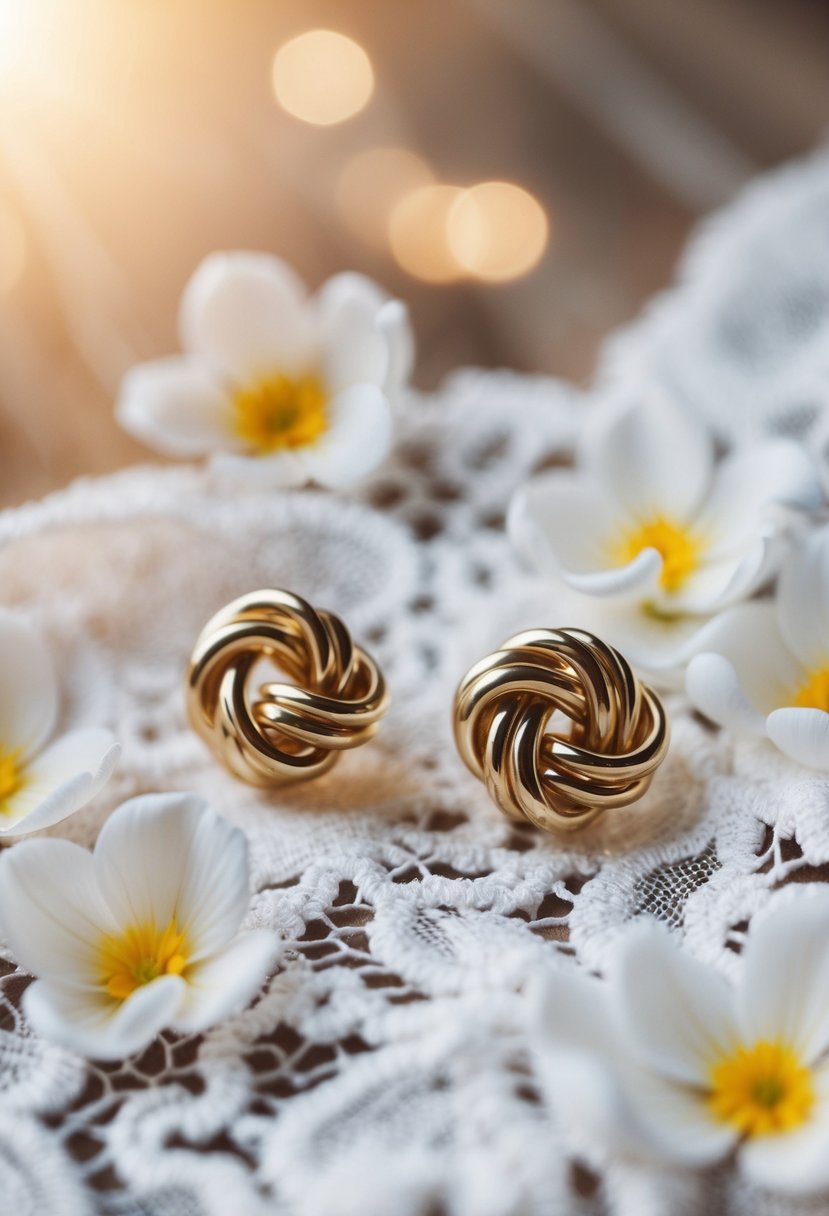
left=2, top=153, right=829, bottom=1216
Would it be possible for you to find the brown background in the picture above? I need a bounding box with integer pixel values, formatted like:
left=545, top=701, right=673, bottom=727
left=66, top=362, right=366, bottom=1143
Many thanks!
left=1, top=0, right=828, bottom=508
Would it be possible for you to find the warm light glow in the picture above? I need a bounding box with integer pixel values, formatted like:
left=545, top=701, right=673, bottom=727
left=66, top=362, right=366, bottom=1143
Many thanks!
left=272, top=30, right=374, bottom=126
left=389, top=184, right=465, bottom=284
left=0, top=0, right=28, bottom=80
left=0, top=207, right=26, bottom=294
left=0, top=0, right=65, bottom=89
left=447, top=181, right=549, bottom=282
left=337, top=147, right=434, bottom=250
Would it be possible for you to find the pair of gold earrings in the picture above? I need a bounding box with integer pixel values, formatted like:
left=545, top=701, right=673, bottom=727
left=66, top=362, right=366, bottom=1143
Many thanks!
left=186, top=588, right=669, bottom=834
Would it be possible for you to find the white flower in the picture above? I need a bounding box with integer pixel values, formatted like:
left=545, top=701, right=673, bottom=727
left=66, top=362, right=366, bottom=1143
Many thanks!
left=687, top=525, right=829, bottom=770
left=0, top=611, right=118, bottom=836
left=509, top=393, right=822, bottom=672
left=117, top=253, right=414, bottom=488
left=534, top=896, right=829, bottom=1194
left=0, top=793, right=277, bottom=1059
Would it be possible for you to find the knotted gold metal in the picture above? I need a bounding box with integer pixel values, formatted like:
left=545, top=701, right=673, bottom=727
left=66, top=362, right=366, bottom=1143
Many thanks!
left=187, top=589, right=390, bottom=787
left=453, top=627, right=669, bottom=832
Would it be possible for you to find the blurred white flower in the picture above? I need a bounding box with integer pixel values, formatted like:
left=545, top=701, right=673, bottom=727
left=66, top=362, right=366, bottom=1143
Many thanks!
left=0, top=793, right=277, bottom=1059
left=117, top=253, right=414, bottom=488
left=534, top=896, right=829, bottom=1194
left=687, top=525, right=829, bottom=770
left=509, top=394, right=821, bottom=672
left=0, top=611, right=118, bottom=837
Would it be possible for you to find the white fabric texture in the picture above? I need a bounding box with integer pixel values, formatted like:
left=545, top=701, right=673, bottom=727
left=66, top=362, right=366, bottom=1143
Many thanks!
left=3, top=150, right=829, bottom=1216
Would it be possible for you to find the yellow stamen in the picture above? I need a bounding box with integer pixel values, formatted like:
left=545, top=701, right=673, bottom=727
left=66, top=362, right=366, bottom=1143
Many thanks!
left=0, top=748, right=25, bottom=814
left=709, top=1040, right=814, bottom=1137
left=98, top=919, right=189, bottom=1002
left=612, top=516, right=703, bottom=594
left=791, top=666, right=829, bottom=713
left=233, top=372, right=327, bottom=455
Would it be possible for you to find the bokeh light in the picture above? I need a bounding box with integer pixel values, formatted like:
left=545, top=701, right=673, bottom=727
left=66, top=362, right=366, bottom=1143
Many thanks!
left=336, top=146, right=434, bottom=251
left=388, top=184, right=466, bottom=283
left=0, top=208, right=26, bottom=295
left=272, top=30, right=374, bottom=127
left=447, top=181, right=549, bottom=281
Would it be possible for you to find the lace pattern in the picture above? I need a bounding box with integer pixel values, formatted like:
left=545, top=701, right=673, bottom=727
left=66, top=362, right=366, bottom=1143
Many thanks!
left=2, top=154, right=829, bottom=1215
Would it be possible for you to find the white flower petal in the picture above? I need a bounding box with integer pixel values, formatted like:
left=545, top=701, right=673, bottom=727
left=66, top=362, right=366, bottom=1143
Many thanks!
left=179, top=251, right=315, bottom=381
left=613, top=921, right=739, bottom=1086
left=508, top=473, right=663, bottom=594
left=0, top=611, right=58, bottom=761
left=686, top=654, right=767, bottom=736
left=628, top=1066, right=738, bottom=1167
left=171, top=930, right=276, bottom=1034
left=209, top=448, right=309, bottom=488
left=738, top=1068, right=829, bottom=1195
left=545, top=1045, right=735, bottom=1166
left=737, top=893, right=829, bottom=1062
left=302, top=385, right=393, bottom=488
left=565, top=593, right=711, bottom=677
left=667, top=539, right=775, bottom=616
left=766, top=708, right=829, bottom=771
left=377, top=299, right=414, bottom=402
left=697, top=440, right=822, bottom=558
left=0, top=838, right=113, bottom=984
left=685, top=603, right=801, bottom=723
left=564, top=550, right=665, bottom=599
left=23, top=975, right=185, bottom=1060
left=316, top=276, right=413, bottom=402
left=534, top=965, right=616, bottom=1053
left=534, top=969, right=657, bottom=1159
left=583, top=393, right=713, bottom=521
left=94, top=793, right=251, bottom=962
left=777, top=527, right=829, bottom=670
left=534, top=971, right=736, bottom=1166
left=316, top=270, right=388, bottom=318
left=540, top=1045, right=658, bottom=1162
left=0, top=730, right=120, bottom=836
left=116, top=358, right=241, bottom=457
left=322, top=322, right=387, bottom=397
left=316, top=272, right=391, bottom=393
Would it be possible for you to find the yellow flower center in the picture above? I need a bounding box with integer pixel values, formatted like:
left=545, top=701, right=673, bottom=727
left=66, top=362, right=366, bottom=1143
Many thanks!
left=0, top=749, right=25, bottom=814
left=233, top=372, right=327, bottom=455
left=98, top=919, right=189, bottom=1002
left=612, top=516, right=703, bottom=593
left=708, top=1040, right=815, bottom=1137
left=791, top=666, right=829, bottom=713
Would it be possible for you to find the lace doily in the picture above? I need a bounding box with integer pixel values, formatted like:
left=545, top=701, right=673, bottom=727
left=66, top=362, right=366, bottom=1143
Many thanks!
left=2, top=152, right=829, bottom=1216
left=599, top=146, right=829, bottom=453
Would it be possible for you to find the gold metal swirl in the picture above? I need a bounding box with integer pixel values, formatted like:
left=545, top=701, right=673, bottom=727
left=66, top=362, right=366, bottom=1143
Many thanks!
left=187, top=589, right=390, bottom=787
left=453, top=627, right=669, bottom=833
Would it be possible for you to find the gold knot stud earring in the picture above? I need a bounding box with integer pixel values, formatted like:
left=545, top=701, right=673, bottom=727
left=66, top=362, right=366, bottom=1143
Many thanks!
left=453, top=627, right=669, bottom=833
left=187, top=589, right=390, bottom=787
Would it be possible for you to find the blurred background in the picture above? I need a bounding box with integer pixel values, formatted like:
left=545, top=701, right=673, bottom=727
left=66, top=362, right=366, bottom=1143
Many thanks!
left=1, top=0, right=828, bottom=507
